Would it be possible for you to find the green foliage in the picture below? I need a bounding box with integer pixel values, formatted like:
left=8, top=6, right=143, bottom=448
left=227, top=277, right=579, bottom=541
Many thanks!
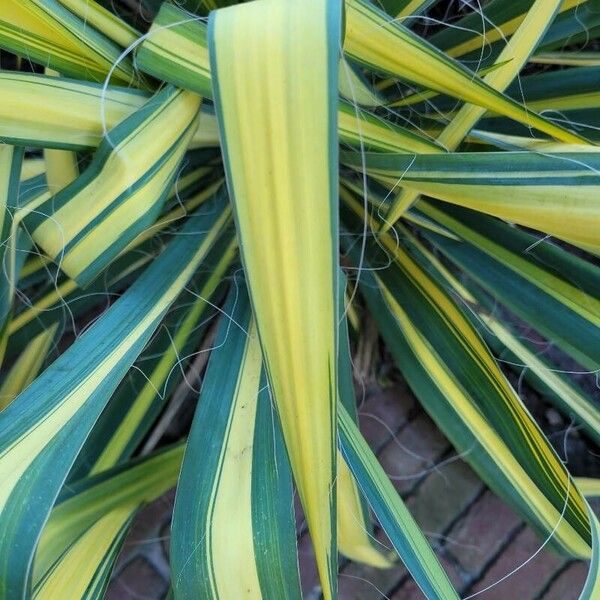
left=0, top=0, right=599, bottom=598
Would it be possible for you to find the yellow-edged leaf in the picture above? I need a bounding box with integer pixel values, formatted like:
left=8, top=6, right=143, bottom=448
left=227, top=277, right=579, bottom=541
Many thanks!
left=384, top=0, right=565, bottom=226
left=209, top=1, right=342, bottom=596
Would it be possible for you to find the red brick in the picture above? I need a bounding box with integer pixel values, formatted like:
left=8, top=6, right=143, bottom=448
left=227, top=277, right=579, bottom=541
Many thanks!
left=338, top=528, right=402, bottom=599
left=377, top=414, right=449, bottom=497
left=123, top=490, right=175, bottom=548
left=106, top=557, right=167, bottom=599
left=337, top=495, right=469, bottom=599
left=295, top=493, right=306, bottom=530
left=297, top=531, right=321, bottom=598
left=339, top=567, right=403, bottom=600
left=389, top=555, right=464, bottom=600
left=468, top=528, right=566, bottom=600
left=337, top=425, right=478, bottom=598
left=542, top=561, right=588, bottom=600
left=358, top=386, right=414, bottom=452
left=406, top=460, right=483, bottom=536
left=390, top=577, right=425, bottom=600
left=112, top=490, right=174, bottom=578
left=160, top=520, right=171, bottom=562
left=445, top=490, right=522, bottom=576
left=437, top=553, right=467, bottom=592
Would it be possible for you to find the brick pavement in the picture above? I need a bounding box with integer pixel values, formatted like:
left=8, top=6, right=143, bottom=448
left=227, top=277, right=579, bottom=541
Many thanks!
left=108, top=384, right=596, bottom=599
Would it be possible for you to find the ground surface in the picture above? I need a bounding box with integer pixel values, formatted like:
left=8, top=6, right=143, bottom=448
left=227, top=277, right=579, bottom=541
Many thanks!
left=107, top=381, right=599, bottom=599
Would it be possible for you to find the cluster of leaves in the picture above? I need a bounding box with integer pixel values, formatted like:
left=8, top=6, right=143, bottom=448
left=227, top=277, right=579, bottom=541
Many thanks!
left=0, top=0, right=599, bottom=598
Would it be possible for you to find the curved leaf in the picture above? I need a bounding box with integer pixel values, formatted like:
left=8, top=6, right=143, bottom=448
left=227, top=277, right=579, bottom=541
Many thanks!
left=171, top=287, right=301, bottom=599
left=209, top=1, right=342, bottom=596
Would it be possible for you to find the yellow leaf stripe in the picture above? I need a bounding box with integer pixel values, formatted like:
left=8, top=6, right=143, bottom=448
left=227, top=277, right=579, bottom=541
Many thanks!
left=0, top=71, right=217, bottom=151
left=530, top=52, right=600, bottom=67
left=395, top=0, right=434, bottom=19
left=28, top=86, right=201, bottom=284
left=338, top=100, right=443, bottom=154
left=35, top=445, right=184, bottom=584
left=90, top=237, right=236, bottom=474
left=0, top=69, right=435, bottom=157
left=481, top=314, right=600, bottom=444
left=34, top=507, right=134, bottom=600
left=344, top=150, right=600, bottom=251
left=441, top=0, right=586, bottom=59
left=417, top=200, right=600, bottom=327
left=53, top=0, right=138, bottom=48
left=43, top=68, right=80, bottom=195
left=0, top=146, right=15, bottom=285
left=344, top=0, right=587, bottom=145
left=209, top=1, right=341, bottom=596
left=0, top=145, right=23, bottom=365
left=384, top=0, right=565, bottom=227
left=0, top=325, right=57, bottom=411
left=1, top=0, right=134, bottom=83
left=135, top=2, right=212, bottom=98
left=337, top=454, right=394, bottom=568
left=0, top=208, right=230, bottom=511
left=338, top=57, right=384, bottom=107
left=43, top=148, right=78, bottom=194
left=0, top=200, right=230, bottom=596
left=204, top=320, right=264, bottom=598
left=577, top=479, right=600, bottom=498
left=171, top=289, right=301, bottom=599
left=20, top=158, right=46, bottom=181
left=0, top=71, right=147, bottom=149
left=341, top=190, right=591, bottom=557
left=379, top=282, right=590, bottom=557
left=337, top=278, right=393, bottom=569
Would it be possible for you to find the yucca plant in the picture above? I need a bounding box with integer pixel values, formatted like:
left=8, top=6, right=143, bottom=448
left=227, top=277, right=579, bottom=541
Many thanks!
left=0, top=0, right=599, bottom=597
